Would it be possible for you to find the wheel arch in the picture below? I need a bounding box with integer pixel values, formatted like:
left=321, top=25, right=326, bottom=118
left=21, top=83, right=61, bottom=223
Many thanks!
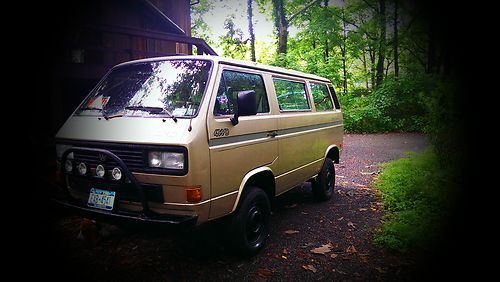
left=231, top=167, right=275, bottom=213
left=324, top=145, right=340, bottom=164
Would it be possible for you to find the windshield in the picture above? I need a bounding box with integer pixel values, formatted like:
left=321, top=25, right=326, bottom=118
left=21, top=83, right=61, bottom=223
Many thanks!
left=77, top=59, right=212, bottom=118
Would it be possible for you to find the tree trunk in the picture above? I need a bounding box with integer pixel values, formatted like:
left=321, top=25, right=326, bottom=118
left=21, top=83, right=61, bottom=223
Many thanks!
left=426, top=19, right=437, bottom=74
left=323, top=0, right=329, bottom=64
left=341, top=7, right=347, bottom=94
left=273, top=0, right=288, bottom=55
left=324, top=36, right=329, bottom=63
left=362, top=49, right=369, bottom=89
left=272, top=0, right=320, bottom=57
left=375, top=0, right=386, bottom=87
left=248, top=0, right=256, bottom=61
left=369, top=48, right=376, bottom=89
left=393, top=0, right=399, bottom=79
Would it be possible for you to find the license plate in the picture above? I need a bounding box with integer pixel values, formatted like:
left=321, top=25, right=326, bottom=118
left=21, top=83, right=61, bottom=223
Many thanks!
left=88, top=188, right=116, bottom=211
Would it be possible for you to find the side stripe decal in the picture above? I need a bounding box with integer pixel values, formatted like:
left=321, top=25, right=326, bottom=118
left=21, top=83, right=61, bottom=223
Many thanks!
left=209, top=120, right=342, bottom=147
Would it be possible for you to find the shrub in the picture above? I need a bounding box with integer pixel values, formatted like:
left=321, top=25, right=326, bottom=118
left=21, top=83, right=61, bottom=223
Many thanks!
left=374, top=149, right=453, bottom=253
left=340, top=73, right=437, bottom=133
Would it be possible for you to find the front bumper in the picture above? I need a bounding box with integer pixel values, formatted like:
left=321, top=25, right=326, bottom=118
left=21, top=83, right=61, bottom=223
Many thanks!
left=54, top=147, right=198, bottom=228
left=52, top=197, right=197, bottom=228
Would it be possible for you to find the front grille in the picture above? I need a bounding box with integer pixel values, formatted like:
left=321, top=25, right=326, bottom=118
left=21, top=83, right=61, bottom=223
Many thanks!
left=73, top=147, right=144, bottom=172
left=58, top=141, right=188, bottom=175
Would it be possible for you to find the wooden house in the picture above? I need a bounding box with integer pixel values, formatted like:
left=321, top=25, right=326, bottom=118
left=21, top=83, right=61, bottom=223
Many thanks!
left=47, top=0, right=216, bottom=133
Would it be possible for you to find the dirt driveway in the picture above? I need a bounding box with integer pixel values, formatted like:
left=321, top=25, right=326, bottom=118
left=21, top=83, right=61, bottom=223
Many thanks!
left=42, top=133, right=428, bottom=281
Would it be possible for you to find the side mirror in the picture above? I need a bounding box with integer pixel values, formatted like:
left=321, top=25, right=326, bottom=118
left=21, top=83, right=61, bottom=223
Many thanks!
left=231, top=90, right=257, bottom=125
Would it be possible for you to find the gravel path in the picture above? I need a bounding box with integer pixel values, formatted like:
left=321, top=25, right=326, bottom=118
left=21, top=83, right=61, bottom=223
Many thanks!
left=43, top=133, right=429, bottom=281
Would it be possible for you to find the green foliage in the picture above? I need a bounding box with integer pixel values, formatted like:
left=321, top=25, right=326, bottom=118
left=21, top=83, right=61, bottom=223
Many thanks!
left=421, top=80, right=462, bottom=164
left=374, top=149, right=453, bottom=253
left=341, top=73, right=436, bottom=133
left=219, top=15, right=249, bottom=60
left=193, top=0, right=456, bottom=136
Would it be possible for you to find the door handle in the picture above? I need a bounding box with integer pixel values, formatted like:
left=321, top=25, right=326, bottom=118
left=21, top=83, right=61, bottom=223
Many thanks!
left=267, top=131, right=278, bottom=138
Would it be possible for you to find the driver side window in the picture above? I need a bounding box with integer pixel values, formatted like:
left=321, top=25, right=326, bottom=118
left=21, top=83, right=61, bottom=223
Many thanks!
left=214, top=70, right=269, bottom=116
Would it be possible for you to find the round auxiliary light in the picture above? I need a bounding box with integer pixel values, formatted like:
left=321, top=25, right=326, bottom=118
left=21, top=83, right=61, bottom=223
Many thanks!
left=95, top=165, right=105, bottom=178
left=77, top=162, right=87, bottom=175
left=111, top=167, right=122, bottom=180
left=64, top=159, right=73, bottom=172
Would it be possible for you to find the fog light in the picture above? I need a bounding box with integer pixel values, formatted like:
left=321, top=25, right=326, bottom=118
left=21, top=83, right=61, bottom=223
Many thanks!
left=64, top=159, right=73, bottom=172
left=111, top=167, right=122, bottom=180
left=77, top=163, right=87, bottom=175
left=186, top=186, right=202, bottom=203
left=96, top=165, right=105, bottom=178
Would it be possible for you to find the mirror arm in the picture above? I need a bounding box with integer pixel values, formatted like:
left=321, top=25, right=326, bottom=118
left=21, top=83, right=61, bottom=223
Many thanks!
left=230, top=112, right=239, bottom=126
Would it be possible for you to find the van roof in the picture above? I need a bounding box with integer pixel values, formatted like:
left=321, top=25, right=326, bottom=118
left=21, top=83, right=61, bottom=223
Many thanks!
left=114, top=55, right=331, bottom=83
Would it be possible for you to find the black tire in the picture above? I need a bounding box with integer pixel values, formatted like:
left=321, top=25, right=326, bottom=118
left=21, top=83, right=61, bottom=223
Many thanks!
left=312, top=158, right=335, bottom=201
left=230, top=186, right=271, bottom=257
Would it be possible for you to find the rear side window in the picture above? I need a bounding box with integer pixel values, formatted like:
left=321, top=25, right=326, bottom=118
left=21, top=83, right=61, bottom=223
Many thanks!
left=274, top=78, right=310, bottom=111
left=214, top=70, right=269, bottom=116
left=328, top=85, right=341, bottom=109
left=310, top=82, right=333, bottom=111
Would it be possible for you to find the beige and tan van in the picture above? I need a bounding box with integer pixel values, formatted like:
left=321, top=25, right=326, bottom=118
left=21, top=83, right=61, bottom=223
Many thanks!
left=53, top=55, right=343, bottom=255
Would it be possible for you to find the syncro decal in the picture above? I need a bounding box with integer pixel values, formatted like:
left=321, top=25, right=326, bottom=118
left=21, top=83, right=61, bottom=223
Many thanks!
left=209, top=131, right=270, bottom=147
left=209, top=120, right=342, bottom=147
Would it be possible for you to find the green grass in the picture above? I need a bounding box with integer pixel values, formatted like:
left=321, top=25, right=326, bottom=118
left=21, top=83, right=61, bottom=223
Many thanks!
left=374, top=149, right=453, bottom=254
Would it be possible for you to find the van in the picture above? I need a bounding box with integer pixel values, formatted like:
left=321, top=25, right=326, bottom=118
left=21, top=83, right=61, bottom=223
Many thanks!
left=53, top=55, right=343, bottom=256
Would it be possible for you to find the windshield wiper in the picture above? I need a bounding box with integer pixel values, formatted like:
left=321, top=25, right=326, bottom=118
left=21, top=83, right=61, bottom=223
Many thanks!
left=125, top=106, right=177, bottom=122
left=79, top=106, right=103, bottom=112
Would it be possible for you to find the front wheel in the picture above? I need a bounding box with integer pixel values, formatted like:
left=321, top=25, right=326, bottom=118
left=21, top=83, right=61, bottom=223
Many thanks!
left=312, top=158, right=335, bottom=201
left=230, top=186, right=271, bottom=257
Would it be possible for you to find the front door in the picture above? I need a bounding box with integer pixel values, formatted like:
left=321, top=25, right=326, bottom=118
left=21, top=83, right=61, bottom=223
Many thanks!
left=207, top=66, right=278, bottom=219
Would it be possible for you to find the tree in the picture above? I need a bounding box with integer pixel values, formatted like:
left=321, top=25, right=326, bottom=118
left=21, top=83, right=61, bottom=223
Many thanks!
left=393, top=0, right=399, bottom=79
left=248, top=0, right=257, bottom=61
left=270, top=0, right=322, bottom=58
left=219, top=15, right=248, bottom=60
left=375, top=0, right=386, bottom=87
left=191, top=0, right=215, bottom=45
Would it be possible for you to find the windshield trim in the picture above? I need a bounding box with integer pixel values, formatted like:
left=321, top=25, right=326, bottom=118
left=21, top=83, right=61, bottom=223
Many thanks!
left=75, top=58, right=214, bottom=120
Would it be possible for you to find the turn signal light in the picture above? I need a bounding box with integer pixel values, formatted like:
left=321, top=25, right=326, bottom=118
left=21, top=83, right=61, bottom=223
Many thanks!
left=186, top=186, right=202, bottom=203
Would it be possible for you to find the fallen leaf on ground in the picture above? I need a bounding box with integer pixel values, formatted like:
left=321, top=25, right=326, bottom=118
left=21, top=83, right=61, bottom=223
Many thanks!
left=302, top=265, right=317, bottom=273
left=346, top=245, right=357, bottom=254
left=360, top=171, right=379, bottom=175
left=301, top=242, right=314, bottom=249
left=310, top=243, right=333, bottom=255
left=375, top=267, right=386, bottom=273
left=256, top=268, right=273, bottom=278
left=330, top=253, right=339, bottom=259
left=284, top=230, right=299, bottom=235
left=358, top=208, right=368, bottom=212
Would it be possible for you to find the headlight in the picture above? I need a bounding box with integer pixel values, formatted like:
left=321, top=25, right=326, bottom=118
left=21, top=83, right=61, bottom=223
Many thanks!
left=56, top=144, right=73, bottom=160
left=148, top=151, right=185, bottom=170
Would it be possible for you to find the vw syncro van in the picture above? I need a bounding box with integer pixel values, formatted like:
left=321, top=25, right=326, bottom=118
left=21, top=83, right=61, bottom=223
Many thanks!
left=53, top=55, right=343, bottom=256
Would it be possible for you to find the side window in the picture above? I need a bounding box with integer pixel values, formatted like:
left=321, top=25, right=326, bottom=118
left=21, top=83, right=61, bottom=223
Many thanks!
left=310, top=82, right=334, bottom=111
left=328, top=85, right=341, bottom=109
left=273, top=78, right=310, bottom=111
left=214, top=70, right=269, bottom=116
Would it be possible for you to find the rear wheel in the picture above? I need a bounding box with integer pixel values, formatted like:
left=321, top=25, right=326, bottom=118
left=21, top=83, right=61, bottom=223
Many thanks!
left=312, top=158, right=335, bottom=201
left=230, top=186, right=271, bottom=257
